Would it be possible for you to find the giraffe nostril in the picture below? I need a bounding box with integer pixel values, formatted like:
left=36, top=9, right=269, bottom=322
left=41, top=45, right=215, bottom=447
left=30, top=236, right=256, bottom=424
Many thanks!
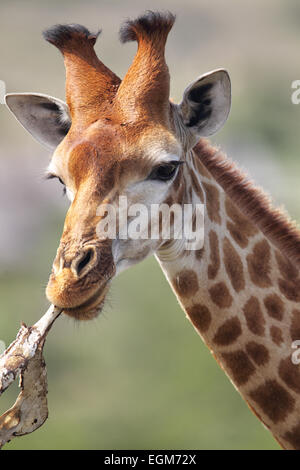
left=74, top=248, right=96, bottom=277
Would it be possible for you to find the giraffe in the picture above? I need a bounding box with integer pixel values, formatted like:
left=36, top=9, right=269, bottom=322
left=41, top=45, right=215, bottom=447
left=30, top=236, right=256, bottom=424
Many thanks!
left=5, top=12, right=300, bottom=449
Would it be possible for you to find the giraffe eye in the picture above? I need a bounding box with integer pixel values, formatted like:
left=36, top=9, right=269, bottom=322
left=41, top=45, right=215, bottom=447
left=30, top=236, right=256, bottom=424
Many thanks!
left=148, top=161, right=184, bottom=182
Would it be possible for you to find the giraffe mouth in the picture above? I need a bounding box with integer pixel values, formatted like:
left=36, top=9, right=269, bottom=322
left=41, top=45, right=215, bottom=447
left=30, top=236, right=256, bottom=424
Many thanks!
left=61, top=281, right=110, bottom=320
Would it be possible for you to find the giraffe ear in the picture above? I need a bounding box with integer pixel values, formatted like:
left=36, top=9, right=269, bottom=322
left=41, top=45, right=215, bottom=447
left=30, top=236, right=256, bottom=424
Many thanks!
left=179, top=69, right=231, bottom=137
left=5, top=93, right=71, bottom=150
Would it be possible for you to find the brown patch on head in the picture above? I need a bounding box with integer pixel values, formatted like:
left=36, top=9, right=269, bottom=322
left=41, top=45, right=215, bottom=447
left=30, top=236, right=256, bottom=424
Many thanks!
left=263, top=294, right=284, bottom=321
left=247, top=240, right=272, bottom=288
left=284, top=420, right=300, bottom=450
left=270, top=325, right=283, bottom=346
left=190, top=170, right=204, bottom=202
left=249, top=380, right=295, bottom=424
left=279, top=356, right=300, bottom=394
left=68, top=141, right=116, bottom=191
left=207, top=230, right=220, bottom=280
left=278, top=278, right=300, bottom=302
left=275, top=251, right=298, bottom=280
left=173, top=270, right=199, bottom=298
left=245, top=341, right=269, bottom=366
left=222, top=350, right=255, bottom=386
left=186, top=304, right=211, bottom=333
left=243, top=296, right=266, bottom=336
left=213, top=316, right=242, bottom=346
left=203, top=182, right=221, bottom=225
left=223, top=237, right=245, bottom=292
left=290, top=309, right=300, bottom=342
left=209, top=282, right=233, bottom=308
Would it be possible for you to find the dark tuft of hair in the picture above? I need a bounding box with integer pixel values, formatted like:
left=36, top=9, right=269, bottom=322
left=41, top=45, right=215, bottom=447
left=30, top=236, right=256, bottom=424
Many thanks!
left=119, top=10, right=176, bottom=43
left=43, top=24, right=101, bottom=49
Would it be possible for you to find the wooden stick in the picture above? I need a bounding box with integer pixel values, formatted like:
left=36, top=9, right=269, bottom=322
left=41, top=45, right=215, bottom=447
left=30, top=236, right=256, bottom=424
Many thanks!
left=0, top=304, right=61, bottom=448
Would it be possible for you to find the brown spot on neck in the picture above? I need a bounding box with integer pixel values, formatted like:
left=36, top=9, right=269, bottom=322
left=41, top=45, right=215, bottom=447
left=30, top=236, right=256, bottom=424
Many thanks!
left=290, top=309, right=300, bottom=342
left=222, top=350, right=255, bottom=386
left=264, top=294, right=284, bottom=321
left=278, top=277, right=300, bottom=302
left=226, top=220, right=250, bottom=249
left=275, top=251, right=298, bottom=280
left=223, top=237, right=245, bottom=292
left=243, top=296, right=266, bottom=336
left=213, top=317, right=242, bottom=346
left=270, top=325, right=284, bottom=346
left=245, top=342, right=269, bottom=366
left=209, top=282, right=233, bottom=308
left=247, top=240, right=272, bottom=288
left=203, top=182, right=221, bottom=225
left=249, top=380, right=295, bottom=424
left=207, top=230, right=220, bottom=280
left=225, top=197, right=258, bottom=247
left=186, top=304, right=211, bottom=333
left=173, top=269, right=199, bottom=298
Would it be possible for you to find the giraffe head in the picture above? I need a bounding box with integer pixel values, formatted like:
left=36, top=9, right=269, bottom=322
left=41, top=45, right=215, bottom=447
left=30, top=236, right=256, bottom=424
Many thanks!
left=5, top=12, right=231, bottom=320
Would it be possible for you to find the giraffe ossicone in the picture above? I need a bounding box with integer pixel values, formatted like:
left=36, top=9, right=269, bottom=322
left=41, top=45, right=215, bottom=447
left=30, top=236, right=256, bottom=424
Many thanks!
left=5, top=11, right=300, bottom=450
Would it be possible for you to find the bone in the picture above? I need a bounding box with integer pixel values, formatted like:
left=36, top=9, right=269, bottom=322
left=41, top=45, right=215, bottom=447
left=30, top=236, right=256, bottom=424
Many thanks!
left=0, top=304, right=61, bottom=448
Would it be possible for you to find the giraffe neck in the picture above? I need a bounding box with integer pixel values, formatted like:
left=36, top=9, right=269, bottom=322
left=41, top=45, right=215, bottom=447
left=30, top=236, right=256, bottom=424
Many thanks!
left=156, top=141, right=300, bottom=450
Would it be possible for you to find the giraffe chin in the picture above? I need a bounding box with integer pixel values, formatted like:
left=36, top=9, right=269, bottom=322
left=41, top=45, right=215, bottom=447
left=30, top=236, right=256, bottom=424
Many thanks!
left=61, top=283, right=109, bottom=321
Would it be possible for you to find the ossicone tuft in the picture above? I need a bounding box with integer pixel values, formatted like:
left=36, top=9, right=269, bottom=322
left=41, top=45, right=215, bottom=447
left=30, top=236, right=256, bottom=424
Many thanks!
left=119, top=10, right=176, bottom=44
left=43, top=24, right=101, bottom=50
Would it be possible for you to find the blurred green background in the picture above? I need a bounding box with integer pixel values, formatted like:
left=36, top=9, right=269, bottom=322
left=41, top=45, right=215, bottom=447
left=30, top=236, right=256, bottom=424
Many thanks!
left=1, top=0, right=300, bottom=450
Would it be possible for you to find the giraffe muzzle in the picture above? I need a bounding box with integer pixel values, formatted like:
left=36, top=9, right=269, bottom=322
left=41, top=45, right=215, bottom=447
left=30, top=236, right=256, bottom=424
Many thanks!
left=46, top=243, right=115, bottom=320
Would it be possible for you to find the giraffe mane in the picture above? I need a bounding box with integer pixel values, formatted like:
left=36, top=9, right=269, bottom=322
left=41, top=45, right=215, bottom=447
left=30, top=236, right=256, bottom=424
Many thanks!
left=194, top=139, right=300, bottom=268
